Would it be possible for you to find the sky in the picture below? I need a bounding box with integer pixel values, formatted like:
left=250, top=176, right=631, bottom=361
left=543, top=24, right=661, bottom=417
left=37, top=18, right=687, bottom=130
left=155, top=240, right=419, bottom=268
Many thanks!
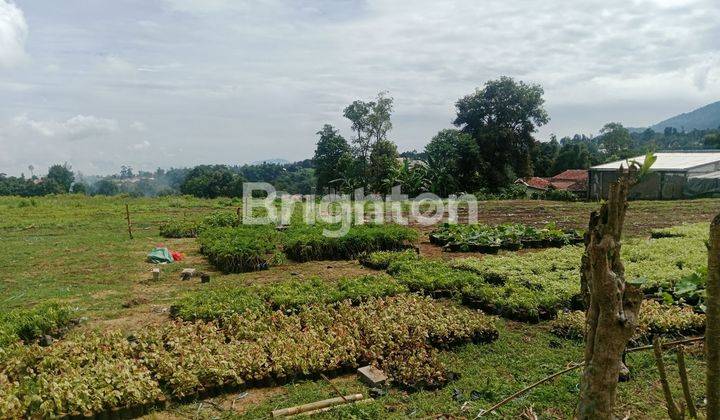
left=0, top=0, right=719, bottom=176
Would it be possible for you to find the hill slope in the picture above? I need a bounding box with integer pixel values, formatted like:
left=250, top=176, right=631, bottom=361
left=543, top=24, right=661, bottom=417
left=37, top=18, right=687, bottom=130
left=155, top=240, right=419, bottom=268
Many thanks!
left=651, top=100, right=720, bottom=132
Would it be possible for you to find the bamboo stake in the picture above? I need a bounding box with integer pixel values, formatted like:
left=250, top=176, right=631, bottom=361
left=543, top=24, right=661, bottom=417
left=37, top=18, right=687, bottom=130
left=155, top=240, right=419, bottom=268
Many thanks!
left=676, top=345, right=697, bottom=418
left=125, top=204, right=133, bottom=239
left=271, top=394, right=364, bottom=418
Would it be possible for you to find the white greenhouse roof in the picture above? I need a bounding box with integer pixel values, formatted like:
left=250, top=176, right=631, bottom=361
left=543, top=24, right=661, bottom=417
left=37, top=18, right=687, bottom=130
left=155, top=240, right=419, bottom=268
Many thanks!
left=690, top=170, right=720, bottom=179
left=591, top=151, right=720, bottom=172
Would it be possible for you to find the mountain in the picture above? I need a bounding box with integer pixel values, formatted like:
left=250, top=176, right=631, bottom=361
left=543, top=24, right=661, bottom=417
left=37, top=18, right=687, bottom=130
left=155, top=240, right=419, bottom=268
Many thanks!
left=650, top=100, right=720, bottom=132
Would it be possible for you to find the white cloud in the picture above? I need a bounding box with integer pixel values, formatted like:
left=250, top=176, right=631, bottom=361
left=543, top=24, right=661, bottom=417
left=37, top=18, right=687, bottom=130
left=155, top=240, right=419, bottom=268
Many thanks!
left=11, top=114, right=119, bottom=141
left=0, top=0, right=27, bottom=67
left=130, top=140, right=151, bottom=150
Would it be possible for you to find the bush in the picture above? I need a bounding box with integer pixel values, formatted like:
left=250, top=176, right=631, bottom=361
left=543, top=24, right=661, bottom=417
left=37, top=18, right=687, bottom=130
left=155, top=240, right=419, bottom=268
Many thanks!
left=283, top=224, right=418, bottom=262
left=198, top=226, right=285, bottom=273
left=429, top=222, right=582, bottom=253
left=159, top=219, right=200, bottom=238
left=0, top=303, right=75, bottom=348
left=359, top=249, right=420, bottom=270
left=1, top=296, right=499, bottom=417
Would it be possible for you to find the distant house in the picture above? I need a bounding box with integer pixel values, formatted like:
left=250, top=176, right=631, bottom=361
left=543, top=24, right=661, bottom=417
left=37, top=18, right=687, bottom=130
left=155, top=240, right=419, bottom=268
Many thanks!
left=515, top=169, right=588, bottom=197
left=589, top=151, right=720, bottom=200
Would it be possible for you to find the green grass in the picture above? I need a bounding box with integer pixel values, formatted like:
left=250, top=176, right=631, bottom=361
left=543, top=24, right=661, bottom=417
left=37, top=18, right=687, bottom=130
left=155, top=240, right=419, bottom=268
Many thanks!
left=429, top=222, right=582, bottom=252
left=198, top=226, right=286, bottom=273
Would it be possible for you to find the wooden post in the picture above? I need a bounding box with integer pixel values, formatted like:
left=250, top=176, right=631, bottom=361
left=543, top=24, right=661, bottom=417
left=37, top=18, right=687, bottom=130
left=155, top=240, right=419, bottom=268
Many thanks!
left=125, top=204, right=133, bottom=239
left=707, top=214, right=720, bottom=420
left=576, top=167, right=643, bottom=419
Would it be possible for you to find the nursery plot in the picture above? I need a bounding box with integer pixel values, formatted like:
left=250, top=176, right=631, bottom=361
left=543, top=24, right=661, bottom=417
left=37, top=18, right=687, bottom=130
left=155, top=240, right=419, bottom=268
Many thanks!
left=171, top=273, right=407, bottom=321
left=388, top=246, right=583, bottom=321
left=429, top=222, right=582, bottom=253
left=0, top=296, right=498, bottom=418
left=198, top=225, right=286, bottom=273
left=283, top=223, right=418, bottom=262
left=550, top=299, right=705, bottom=342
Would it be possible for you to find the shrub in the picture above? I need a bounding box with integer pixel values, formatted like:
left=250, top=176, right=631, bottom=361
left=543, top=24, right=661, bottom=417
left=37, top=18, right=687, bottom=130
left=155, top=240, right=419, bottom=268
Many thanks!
left=159, top=219, right=200, bottom=238
left=283, top=224, right=418, bottom=262
left=198, top=226, right=285, bottom=273
left=0, top=303, right=75, bottom=348
left=359, top=249, right=420, bottom=270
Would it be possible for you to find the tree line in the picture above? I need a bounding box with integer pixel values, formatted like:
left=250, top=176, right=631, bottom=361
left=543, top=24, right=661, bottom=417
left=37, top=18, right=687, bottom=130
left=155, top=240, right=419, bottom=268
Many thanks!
left=3, top=76, right=720, bottom=199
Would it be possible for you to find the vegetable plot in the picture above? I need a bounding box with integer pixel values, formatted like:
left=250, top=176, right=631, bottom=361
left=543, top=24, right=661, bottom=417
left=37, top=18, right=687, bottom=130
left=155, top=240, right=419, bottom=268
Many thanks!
left=429, top=222, right=582, bottom=253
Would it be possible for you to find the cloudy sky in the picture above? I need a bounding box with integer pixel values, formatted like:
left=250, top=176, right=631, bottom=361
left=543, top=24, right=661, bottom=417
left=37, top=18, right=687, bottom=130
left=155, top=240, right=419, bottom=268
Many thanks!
left=0, top=0, right=719, bottom=176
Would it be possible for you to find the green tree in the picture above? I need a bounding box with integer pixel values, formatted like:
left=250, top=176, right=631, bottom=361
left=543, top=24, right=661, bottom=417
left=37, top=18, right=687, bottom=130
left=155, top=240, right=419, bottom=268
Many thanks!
left=600, top=122, right=632, bottom=157
left=46, top=163, right=75, bottom=193
left=454, top=77, right=549, bottom=189
left=93, top=179, right=119, bottom=196
left=343, top=91, right=395, bottom=159
left=367, top=91, right=394, bottom=144
left=343, top=100, right=372, bottom=159
left=704, top=131, right=720, bottom=149
left=532, top=136, right=560, bottom=177
left=424, top=129, right=483, bottom=196
left=552, top=143, right=591, bottom=173
left=368, top=139, right=399, bottom=194
left=313, top=124, right=351, bottom=193
left=180, top=165, right=243, bottom=198
left=71, top=182, right=88, bottom=195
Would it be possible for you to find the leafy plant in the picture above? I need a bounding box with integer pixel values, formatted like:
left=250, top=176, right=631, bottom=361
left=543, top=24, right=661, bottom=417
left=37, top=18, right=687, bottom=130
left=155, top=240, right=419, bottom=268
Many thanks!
left=198, top=226, right=285, bottom=272
left=429, top=222, right=582, bottom=253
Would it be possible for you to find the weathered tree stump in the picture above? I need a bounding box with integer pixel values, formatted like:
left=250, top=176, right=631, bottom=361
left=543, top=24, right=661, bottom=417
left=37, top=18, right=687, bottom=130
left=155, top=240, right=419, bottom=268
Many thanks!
left=576, top=168, right=643, bottom=419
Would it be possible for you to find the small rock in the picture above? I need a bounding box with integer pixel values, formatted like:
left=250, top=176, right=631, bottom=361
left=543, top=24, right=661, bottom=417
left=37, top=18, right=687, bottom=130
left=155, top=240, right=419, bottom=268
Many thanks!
left=152, top=268, right=160, bottom=281
left=357, top=365, right=388, bottom=387
left=180, top=268, right=196, bottom=280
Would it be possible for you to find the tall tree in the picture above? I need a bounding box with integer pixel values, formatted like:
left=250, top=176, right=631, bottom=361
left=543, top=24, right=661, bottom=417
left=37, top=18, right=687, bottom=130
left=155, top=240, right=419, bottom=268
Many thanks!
left=313, top=124, right=351, bottom=193
left=368, top=139, right=399, bottom=194
left=532, top=136, right=560, bottom=177
left=425, top=129, right=483, bottom=196
left=46, top=163, right=75, bottom=193
left=343, top=100, right=372, bottom=159
left=367, top=91, right=394, bottom=144
left=454, top=76, right=549, bottom=189
left=600, top=122, right=632, bottom=158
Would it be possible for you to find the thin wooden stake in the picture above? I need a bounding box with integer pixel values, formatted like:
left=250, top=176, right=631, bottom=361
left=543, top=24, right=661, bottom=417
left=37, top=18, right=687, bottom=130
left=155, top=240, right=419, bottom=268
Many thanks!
left=676, top=345, right=697, bottom=418
left=125, top=204, right=133, bottom=239
left=653, top=337, right=683, bottom=420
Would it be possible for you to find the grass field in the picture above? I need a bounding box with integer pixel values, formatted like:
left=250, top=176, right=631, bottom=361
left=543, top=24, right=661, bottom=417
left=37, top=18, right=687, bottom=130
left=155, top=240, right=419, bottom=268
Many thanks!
left=1, top=194, right=718, bottom=418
